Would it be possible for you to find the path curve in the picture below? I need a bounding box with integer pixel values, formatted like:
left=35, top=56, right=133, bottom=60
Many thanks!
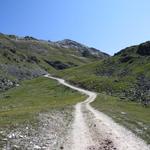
left=44, top=74, right=150, bottom=150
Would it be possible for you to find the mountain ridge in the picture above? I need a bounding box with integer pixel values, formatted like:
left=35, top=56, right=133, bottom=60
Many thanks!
left=1, top=33, right=109, bottom=58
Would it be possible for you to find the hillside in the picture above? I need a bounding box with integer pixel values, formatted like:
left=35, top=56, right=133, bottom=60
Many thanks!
left=0, top=34, right=150, bottom=146
left=57, top=41, right=150, bottom=105
left=56, top=41, right=150, bottom=143
left=0, top=33, right=109, bottom=92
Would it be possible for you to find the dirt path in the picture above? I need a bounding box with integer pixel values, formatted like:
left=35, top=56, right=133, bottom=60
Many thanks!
left=45, top=74, right=150, bottom=150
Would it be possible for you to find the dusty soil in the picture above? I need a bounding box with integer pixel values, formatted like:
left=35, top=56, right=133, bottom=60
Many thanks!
left=0, top=108, right=73, bottom=150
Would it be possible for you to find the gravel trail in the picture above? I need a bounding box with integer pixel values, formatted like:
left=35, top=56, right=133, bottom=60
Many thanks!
left=45, top=74, right=150, bottom=150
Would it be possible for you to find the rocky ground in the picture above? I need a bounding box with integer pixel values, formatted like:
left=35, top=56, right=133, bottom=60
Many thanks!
left=84, top=108, right=117, bottom=150
left=0, top=107, right=73, bottom=150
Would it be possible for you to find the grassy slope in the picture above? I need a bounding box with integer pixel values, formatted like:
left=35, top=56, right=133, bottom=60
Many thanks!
left=0, top=33, right=103, bottom=79
left=0, top=77, right=86, bottom=127
left=56, top=61, right=131, bottom=95
left=57, top=48, right=150, bottom=102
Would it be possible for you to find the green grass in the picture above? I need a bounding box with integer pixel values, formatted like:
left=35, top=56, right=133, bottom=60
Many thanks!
left=91, top=94, right=150, bottom=144
left=56, top=61, right=134, bottom=96
left=0, top=77, right=86, bottom=127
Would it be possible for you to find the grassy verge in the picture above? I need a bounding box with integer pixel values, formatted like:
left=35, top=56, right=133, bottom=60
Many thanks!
left=0, top=77, right=86, bottom=127
left=91, top=93, right=150, bottom=144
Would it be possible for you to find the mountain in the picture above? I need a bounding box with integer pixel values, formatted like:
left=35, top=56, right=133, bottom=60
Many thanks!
left=57, top=41, right=150, bottom=105
left=0, top=33, right=109, bottom=92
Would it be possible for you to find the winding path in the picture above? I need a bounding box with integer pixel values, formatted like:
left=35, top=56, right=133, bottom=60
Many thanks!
left=44, top=74, right=150, bottom=150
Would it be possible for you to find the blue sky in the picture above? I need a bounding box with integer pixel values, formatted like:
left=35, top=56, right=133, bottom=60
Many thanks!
left=0, top=0, right=150, bottom=55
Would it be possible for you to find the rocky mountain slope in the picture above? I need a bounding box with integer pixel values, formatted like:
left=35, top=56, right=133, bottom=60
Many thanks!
left=0, top=33, right=109, bottom=92
left=51, top=39, right=109, bottom=59
left=57, top=41, right=150, bottom=105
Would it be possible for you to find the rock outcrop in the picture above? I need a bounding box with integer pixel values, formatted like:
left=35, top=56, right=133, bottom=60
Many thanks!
left=137, top=41, right=150, bottom=56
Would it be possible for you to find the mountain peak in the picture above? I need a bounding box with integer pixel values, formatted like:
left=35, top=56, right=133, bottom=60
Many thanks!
left=55, top=39, right=88, bottom=49
left=53, top=39, right=109, bottom=59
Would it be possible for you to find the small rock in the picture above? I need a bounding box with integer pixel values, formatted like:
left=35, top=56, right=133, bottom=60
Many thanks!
left=0, top=131, right=4, bottom=134
left=16, top=84, right=19, bottom=87
left=12, top=145, right=20, bottom=149
left=34, top=145, right=41, bottom=149
left=121, top=112, right=127, bottom=115
left=19, top=135, right=23, bottom=138
left=2, top=138, right=7, bottom=141
left=8, top=133, right=15, bottom=139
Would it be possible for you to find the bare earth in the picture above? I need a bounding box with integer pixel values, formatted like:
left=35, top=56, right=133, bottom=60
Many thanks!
left=45, top=74, right=150, bottom=150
